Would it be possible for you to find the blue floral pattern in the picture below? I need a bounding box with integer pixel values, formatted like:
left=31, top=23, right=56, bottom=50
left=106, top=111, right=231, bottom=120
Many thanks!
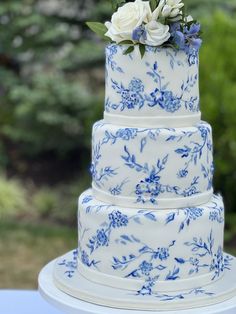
left=92, top=122, right=213, bottom=206
left=56, top=251, right=219, bottom=302
left=107, top=61, right=198, bottom=113
left=77, top=192, right=229, bottom=296
left=106, top=45, right=124, bottom=73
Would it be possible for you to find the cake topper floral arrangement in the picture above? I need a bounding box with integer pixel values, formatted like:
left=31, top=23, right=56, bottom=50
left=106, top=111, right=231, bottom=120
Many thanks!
left=87, top=0, right=202, bottom=57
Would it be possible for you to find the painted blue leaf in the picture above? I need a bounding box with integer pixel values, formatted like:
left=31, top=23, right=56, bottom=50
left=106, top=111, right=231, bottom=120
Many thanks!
left=162, top=154, right=168, bottom=165
left=148, top=131, right=156, bottom=140
left=166, top=135, right=176, bottom=141
left=179, top=222, right=185, bottom=232
left=166, top=213, right=175, bottom=224
left=126, top=270, right=140, bottom=278
left=157, top=265, right=166, bottom=270
left=113, top=257, right=119, bottom=263
left=131, top=235, right=141, bottom=243
left=120, top=235, right=132, bottom=242
left=175, top=258, right=185, bottom=264
left=139, top=245, right=149, bottom=253
left=140, top=138, right=147, bottom=153
left=144, top=212, right=157, bottom=221
left=133, top=217, right=141, bottom=224
left=175, top=148, right=187, bottom=155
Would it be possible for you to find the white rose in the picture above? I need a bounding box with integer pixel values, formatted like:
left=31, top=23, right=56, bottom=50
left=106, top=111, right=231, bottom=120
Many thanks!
left=105, top=0, right=152, bottom=43
left=152, top=0, right=184, bottom=20
left=141, top=21, right=170, bottom=46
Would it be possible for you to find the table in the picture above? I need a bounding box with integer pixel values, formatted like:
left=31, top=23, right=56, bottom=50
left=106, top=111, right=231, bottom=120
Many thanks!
left=0, top=290, right=63, bottom=314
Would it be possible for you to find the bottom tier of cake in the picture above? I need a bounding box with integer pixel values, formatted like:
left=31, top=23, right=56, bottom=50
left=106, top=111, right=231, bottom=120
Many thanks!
left=77, top=189, right=227, bottom=294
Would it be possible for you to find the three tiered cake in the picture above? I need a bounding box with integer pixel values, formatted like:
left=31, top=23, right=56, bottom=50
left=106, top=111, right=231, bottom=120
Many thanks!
left=51, top=0, right=236, bottom=310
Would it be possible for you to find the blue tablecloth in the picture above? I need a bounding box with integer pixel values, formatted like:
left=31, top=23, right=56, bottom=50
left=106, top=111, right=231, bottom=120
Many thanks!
left=0, top=290, right=63, bottom=314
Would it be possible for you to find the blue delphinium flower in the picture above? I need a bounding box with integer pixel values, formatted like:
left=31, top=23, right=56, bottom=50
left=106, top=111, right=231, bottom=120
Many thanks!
left=170, top=22, right=202, bottom=65
left=132, top=25, right=147, bottom=42
left=139, top=261, right=153, bottom=276
left=109, top=210, right=129, bottom=228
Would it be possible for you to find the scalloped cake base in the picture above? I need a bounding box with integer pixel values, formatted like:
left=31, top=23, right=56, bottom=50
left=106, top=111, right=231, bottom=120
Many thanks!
left=38, top=250, right=236, bottom=312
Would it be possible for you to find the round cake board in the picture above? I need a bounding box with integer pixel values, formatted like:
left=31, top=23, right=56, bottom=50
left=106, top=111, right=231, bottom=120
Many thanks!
left=38, top=251, right=236, bottom=314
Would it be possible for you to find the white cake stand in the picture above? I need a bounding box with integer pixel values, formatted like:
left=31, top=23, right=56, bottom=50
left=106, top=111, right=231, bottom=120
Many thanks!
left=39, top=255, right=236, bottom=314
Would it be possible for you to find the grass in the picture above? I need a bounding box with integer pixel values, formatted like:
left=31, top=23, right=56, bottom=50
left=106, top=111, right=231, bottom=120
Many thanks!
left=0, top=217, right=235, bottom=289
left=0, top=221, right=77, bottom=289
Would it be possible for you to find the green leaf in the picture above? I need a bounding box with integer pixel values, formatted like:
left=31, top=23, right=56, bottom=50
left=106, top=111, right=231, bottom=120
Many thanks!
left=110, top=0, right=126, bottom=11
left=149, top=0, right=158, bottom=12
left=123, top=45, right=134, bottom=55
left=86, top=22, right=108, bottom=39
left=139, top=44, right=146, bottom=58
left=119, top=40, right=134, bottom=45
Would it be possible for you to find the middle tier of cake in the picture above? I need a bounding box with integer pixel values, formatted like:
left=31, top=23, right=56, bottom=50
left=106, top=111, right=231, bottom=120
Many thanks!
left=91, top=120, right=213, bottom=209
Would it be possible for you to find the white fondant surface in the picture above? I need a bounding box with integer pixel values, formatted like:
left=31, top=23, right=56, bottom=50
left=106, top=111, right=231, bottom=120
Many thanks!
left=91, top=121, right=213, bottom=209
left=105, top=45, right=200, bottom=126
left=77, top=190, right=225, bottom=292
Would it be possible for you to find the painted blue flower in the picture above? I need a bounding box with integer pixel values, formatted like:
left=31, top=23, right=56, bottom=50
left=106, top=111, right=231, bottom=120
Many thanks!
left=188, top=207, right=203, bottom=220
left=139, top=261, right=153, bottom=276
left=129, top=78, right=144, bottom=93
left=177, top=169, right=188, bottom=178
left=211, top=247, right=224, bottom=277
left=121, top=89, right=143, bottom=109
left=81, top=250, right=90, bottom=266
left=115, top=128, right=138, bottom=141
left=109, top=210, right=129, bottom=228
left=108, top=45, right=117, bottom=55
left=188, top=48, right=198, bottom=65
left=199, top=126, right=208, bottom=139
left=209, top=211, right=219, bottom=221
left=96, top=229, right=109, bottom=247
left=160, top=91, right=181, bottom=113
left=158, top=248, right=170, bottom=261
left=82, top=195, right=93, bottom=204
left=183, top=185, right=198, bottom=197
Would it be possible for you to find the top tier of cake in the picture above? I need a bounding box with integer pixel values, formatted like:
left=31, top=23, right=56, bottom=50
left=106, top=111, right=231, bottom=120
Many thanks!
left=104, top=44, right=200, bottom=128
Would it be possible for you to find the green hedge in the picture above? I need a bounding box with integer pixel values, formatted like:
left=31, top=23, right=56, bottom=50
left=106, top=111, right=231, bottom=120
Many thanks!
left=200, top=12, right=236, bottom=212
left=0, top=2, right=235, bottom=213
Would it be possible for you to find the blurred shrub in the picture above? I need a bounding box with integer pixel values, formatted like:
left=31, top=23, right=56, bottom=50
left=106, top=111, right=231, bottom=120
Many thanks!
left=200, top=11, right=236, bottom=212
left=33, top=188, right=58, bottom=219
left=32, top=172, right=90, bottom=225
left=0, top=176, right=27, bottom=218
left=0, top=1, right=235, bottom=214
